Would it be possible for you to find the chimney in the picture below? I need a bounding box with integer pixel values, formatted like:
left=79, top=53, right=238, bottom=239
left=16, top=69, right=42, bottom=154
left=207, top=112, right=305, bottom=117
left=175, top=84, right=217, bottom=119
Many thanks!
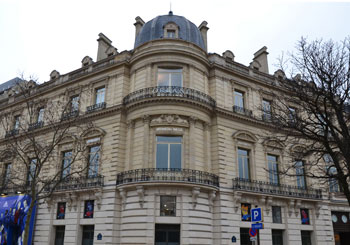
left=251, top=46, right=269, bottom=73
left=198, top=21, right=209, bottom=52
left=134, top=16, right=145, bottom=40
left=96, top=33, right=113, bottom=61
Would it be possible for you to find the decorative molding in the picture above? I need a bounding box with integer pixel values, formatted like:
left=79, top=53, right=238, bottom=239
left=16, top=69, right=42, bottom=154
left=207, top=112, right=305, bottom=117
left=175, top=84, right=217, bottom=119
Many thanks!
left=233, top=192, right=242, bottom=213
left=265, top=197, right=273, bottom=215
left=126, top=120, right=135, bottom=129
left=192, top=187, right=200, bottom=208
left=314, top=202, right=322, bottom=218
left=208, top=190, right=216, bottom=207
left=45, top=198, right=54, bottom=212
left=119, top=188, right=127, bottom=210
left=150, top=114, right=189, bottom=128
left=94, top=191, right=103, bottom=209
left=295, top=200, right=302, bottom=217
left=287, top=199, right=295, bottom=217
left=66, top=192, right=78, bottom=211
left=136, top=186, right=145, bottom=207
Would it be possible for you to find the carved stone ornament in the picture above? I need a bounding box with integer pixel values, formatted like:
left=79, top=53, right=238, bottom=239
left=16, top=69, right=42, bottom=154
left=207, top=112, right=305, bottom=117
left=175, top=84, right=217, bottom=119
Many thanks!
left=192, top=187, right=200, bottom=208
left=136, top=186, right=145, bottom=207
left=150, top=114, right=189, bottom=128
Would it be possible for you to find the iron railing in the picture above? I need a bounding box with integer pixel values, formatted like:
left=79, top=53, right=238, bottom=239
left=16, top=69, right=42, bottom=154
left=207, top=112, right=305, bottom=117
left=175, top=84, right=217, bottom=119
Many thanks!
left=45, top=175, right=104, bottom=192
left=28, top=121, right=44, bottom=131
left=86, top=102, right=106, bottom=113
left=116, top=168, right=219, bottom=187
left=62, top=110, right=79, bottom=120
left=232, top=177, right=322, bottom=199
left=123, top=86, right=216, bottom=108
left=5, top=129, right=19, bottom=138
left=233, top=105, right=253, bottom=117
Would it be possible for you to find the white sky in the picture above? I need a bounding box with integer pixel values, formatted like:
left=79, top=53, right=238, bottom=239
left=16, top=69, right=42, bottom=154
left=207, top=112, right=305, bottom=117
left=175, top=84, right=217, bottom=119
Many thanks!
left=0, top=0, right=349, bottom=83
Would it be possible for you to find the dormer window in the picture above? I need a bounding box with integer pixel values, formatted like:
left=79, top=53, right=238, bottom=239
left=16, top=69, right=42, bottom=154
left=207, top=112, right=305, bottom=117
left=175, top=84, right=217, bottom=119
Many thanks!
left=167, top=30, right=176, bottom=38
left=163, top=22, right=179, bottom=39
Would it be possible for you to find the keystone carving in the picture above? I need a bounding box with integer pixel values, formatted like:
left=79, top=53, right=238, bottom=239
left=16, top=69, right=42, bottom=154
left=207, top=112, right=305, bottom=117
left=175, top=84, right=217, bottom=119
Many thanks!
left=150, top=114, right=189, bottom=127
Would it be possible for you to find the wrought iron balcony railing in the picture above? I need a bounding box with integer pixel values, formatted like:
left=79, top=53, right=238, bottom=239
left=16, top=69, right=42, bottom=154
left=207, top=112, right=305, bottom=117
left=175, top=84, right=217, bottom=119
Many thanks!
left=5, top=129, right=19, bottom=138
left=233, top=105, right=253, bottom=117
left=233, top=177, right=322, bottom=199
left=123, top=86, right=216, bottom=108
left=62, top=110, right=79, bottom=120
left=28, top=121, right=44, bottom=131
left=86, top=102, right=106, bottom=113
left=45, top=175, right=104, bottom=192
left=116, top=168, right=219, bottom=188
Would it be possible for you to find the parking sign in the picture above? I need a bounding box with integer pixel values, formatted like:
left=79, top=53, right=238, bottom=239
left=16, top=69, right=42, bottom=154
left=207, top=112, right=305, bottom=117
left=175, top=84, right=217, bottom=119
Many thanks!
left=251, top=207, right=263, bottom=222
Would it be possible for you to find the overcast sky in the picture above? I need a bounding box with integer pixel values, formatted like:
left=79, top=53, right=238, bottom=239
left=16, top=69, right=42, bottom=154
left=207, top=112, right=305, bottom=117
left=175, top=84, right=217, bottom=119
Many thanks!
left=0, top=0, right=349, bottom=83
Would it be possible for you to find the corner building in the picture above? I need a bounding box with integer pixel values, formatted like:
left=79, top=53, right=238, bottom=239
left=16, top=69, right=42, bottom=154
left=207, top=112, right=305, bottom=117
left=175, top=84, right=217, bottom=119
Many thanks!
left=1, top=12, right=350, bottom=245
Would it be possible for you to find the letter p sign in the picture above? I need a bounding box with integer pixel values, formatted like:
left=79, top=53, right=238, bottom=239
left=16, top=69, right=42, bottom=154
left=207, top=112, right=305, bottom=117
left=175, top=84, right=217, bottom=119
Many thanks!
left=251, top=208, right=263, bottom=222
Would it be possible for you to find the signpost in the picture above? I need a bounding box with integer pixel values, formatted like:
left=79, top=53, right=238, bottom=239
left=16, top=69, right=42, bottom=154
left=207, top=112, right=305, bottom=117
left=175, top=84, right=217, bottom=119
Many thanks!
left=251, top=207, right=263, bottom=222
left=250, top=207, right=263, bottom=245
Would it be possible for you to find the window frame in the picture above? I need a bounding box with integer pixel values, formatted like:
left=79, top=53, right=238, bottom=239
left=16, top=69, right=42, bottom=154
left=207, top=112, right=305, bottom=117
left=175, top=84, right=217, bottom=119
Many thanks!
left=155, top=224, right=180, bottom=245
left=160, top=195, right=176, bottom=216
left=157, top=68, right=183, bottom=87
left=272, top=206, right=282, bottom=223
left=234, top=90, right=245, bottom=109
left=70, top=95, right=80, bottom=112
left=95, top=87, right=105, bottom=105
left=61, top=150, right=73, bottom=179
left=13, top=115, right=20, bottom=130
left=87, top=145, right=100, bottom=178
left=237, top=148, right=250, bottom=180
left=155, top=136, right=182, bottom=169
left=262, top=99, right=272, bottom=120
left=27, top=158, right=37, bottom=184
left=268, top=154, right=279, bottom=185
left=37, top=107, right=45, bottom=123
left=54, top=225, right=65, bottom=245
left=296, top=160, right=307, bottom=189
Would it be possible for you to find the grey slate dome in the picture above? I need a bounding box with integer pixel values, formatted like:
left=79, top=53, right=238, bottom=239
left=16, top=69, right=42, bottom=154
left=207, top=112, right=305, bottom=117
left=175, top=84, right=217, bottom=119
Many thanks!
left=134, top=12, right=205, bottom=50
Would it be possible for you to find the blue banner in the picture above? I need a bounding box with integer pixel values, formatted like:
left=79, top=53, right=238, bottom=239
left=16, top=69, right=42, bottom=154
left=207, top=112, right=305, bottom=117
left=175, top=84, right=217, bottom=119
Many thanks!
left=0, top=195, right=36, bottom=245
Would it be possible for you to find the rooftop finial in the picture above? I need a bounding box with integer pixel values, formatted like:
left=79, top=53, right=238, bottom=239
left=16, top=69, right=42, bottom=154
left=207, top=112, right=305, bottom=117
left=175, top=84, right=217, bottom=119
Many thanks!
left=169, top=2, right=173, bottom=15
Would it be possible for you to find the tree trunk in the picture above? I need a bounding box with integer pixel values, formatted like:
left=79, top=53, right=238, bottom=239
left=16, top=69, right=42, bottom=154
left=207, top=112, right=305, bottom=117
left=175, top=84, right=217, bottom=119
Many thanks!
left=22, top=199, right=35, bottom=245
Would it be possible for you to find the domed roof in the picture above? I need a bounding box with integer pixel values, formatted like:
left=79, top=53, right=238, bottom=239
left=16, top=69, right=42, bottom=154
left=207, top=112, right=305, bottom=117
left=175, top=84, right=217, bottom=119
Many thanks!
left=134, top=12, right=205, bottom=50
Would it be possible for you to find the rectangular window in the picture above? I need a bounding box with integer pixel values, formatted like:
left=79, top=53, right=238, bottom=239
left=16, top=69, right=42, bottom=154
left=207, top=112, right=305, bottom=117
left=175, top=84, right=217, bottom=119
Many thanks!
left=241, top=203, right=251, bottom=221
left=272, top=206, right=282, bottom=223
left=167, top=30, right=176, bottom=38
left=3, top=163, right=11, bottom=185
left=234, top=91, right=244, bottom=109
left=155, top=224, right=180, bottom=245
left=88, top=146, right=100, bottom=178
left=54, top=226, right=65, bottom=245
left=14, top=115, right=20, bottom=129
left=71, top=95, right=80, bottom=112
left=157, top=68, right=183, bottom=87
left=272, top=230, right=284, bottom=245
left=300, top=209, right=310, bottom=225
left=268, top=154, right=279, bottom=185
left=82, top=225, right=94, bottom=245
left=37, top=107, right=45, bottom=123
left=160, top=196, right=176, bottom=216
left=296, top=160, right=307, bottom=189
left=27, top=158, right=37, bottom=184
left=156, top=136, right=182, bottom=169
left=324, top=154, right=340, bottom=192
left=84, top=200, right=94, bottom=218
left=56, top=202, right=66, bottom=219
left=262, top=99, right=271, bottom=120
left=95, top=87, right=105, bottom=104
left=238, top=148, right=250, bottom=180
left=61, top=151, right=72, bottom=179
left=301, top=231, right=312, bottom=245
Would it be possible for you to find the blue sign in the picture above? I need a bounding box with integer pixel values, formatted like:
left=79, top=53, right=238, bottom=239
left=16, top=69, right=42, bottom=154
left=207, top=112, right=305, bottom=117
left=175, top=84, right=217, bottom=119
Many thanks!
left=252, top=223, right=264, bottom=229
left=251, top=207, right=263, bottom=222
left=97, top=233, right=102, bottom=240
left=249, top=228, right=257, bottom=237
left=231, top=236, right=236, bottom=242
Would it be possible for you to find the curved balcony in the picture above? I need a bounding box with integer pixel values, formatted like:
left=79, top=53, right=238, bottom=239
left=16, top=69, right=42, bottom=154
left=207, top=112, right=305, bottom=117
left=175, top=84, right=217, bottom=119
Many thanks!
left=123, top=86, right=216, bottom=109
left=44, top=175, right=104, bottom=193
left=116, top=168, right=219, bottom=188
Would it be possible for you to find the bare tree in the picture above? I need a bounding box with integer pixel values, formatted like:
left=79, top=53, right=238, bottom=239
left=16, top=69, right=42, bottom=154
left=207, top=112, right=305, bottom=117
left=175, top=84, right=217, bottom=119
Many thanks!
left=0, top=77, right=98, bottom=244
left=267, top=37, right=350, bottom=206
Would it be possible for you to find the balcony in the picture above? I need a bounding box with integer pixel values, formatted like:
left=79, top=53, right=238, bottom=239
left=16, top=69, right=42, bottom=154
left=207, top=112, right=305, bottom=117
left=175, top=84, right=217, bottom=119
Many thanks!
left=5, top=129, right=19, bottom=138
left=62, top=110, right=79, bottom=120
left=233, top=105, right=253, bottom=117
left=116, top=168, right=219, bottom=188
left=232, top=177, right=322, bottom=200
left=123, top=86, right=216, bottom=108
left=86, top=102, right=106, bottom=113
left=45, top=175, right=104, bottom=192
left=28, top=121, right=44, bottom=131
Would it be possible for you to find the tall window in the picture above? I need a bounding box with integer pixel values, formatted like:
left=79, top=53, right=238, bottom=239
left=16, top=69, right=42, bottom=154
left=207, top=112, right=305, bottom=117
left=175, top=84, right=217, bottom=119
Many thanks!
left=234, top=91, right=244, bottom=109
left=272, top=206, right=282, bottom=223
left=157, top=68, right=182, bottom=87
left=13, top=115, right=20, bottom=129
left=95, top=87, right=105, bottom=104
left=272, top=230, right=284, bottom=245
left=160, top=196, right=176, bottom=216
left=155, top=224, right=180, bottom=245
left=156, top=136, right=182, bottom=169
left=61, top=151, right=72, bottom=179
left=37, top=107, right=45, bottom=123
left=88, top=146, right=100, bottom=178
left=71, top=95, right=79, bottom=112
left=268, top=155, right=279, bottom=185
left=324, top=154, right=340, bottom=192
left=296, top=160, right=306, bottom=189
left=82, top=225, right=94, bottom=245
left=27, top=158, right=37, bottom=184
left=2, top=163, right=11, bottom=186
left=238, top=148, right=250, bottom=180
left=54, top=226, right=65, bottom=245
left=301, top=231, right=312, bottom=245
left=262, top=99, right=271, bottom=120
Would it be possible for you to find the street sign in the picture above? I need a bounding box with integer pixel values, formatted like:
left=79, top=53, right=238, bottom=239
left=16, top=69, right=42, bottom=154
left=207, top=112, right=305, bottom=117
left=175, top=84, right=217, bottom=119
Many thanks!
left=231, top=236, right=237, bottom=242
left=249, top=228, right=258, bottom=237
left=252, top=223, right=264, bottom=229
left=250, top=236, right=257, bottom=241
left=251, top=207, right=263, bottom=222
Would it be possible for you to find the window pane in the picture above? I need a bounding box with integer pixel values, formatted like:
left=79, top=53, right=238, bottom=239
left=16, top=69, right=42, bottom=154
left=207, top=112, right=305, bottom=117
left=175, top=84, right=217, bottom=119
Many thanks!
left=238, top=149, right=249, bottom=180
left=88, top=146, right=100, bottom=178
left=62, top=151, right=72, bottom=179
left=95, top=87, right=105, bottom=104
left=160, top=196, right=176, bottom=216
left=157, top=136, right=182, bottom=143
left=82, top=225, right=94, bottom=245
left=158, top=73, right=170, bottom=86
left=234, top=91, right=244, bottom=108
left=71, top=96, right=79, bottom=111
left=272, top=206, right=282, bottom=223
left=84, top=200, right=94, bottom=218
left=157, top=69, right=182, bottom=87
left=57, top=202, right=66, bottom=219
left=28, top=158, right=37, bottom=182
left=156, top=144, right=168, bottom=169
left=38, top=108, right=45, bottom=122
left=170, top=144, right=181, bottom=169
left=171, top=73, right=182, bottom=87
left=296, top=161, right=306, bottom=188
left=301, top=231, right=312, bottom=245
left=272, top=230, right=283, bottom=245
left=54, top=226, right=65, bottom=245
left=268, top=155, right=279, bottom=184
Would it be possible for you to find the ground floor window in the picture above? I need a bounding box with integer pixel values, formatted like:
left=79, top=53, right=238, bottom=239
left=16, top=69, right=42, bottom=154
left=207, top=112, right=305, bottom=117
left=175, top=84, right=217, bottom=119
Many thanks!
left=301, top=231, right=312, bottom=245
left=82, top=225, right=94, bottom=245
left=272, top=229, right=283, bottom=245
left=240, top=228, right=259, bottom=245
left=155, top=224, right=180, bottom=245
left=54, top=226, right=65, bottom=245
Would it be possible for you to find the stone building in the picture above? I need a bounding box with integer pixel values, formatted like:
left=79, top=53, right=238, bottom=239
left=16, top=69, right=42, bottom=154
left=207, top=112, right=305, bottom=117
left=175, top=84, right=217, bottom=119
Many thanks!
left=0, top=11, right=349, bottom=245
